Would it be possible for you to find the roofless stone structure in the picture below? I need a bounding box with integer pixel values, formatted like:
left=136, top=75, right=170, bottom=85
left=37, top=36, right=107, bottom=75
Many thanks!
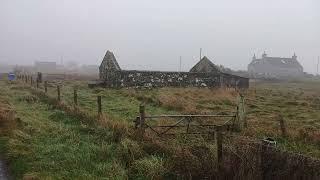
left=99, top=50, right=249, bottom=88
left=189, top=56, right=220, bottom=73
left=99, top=50, right=121, bottom=80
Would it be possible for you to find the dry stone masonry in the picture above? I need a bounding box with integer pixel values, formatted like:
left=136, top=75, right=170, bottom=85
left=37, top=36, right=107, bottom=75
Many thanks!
left=99, top=50, right=249, bottom=88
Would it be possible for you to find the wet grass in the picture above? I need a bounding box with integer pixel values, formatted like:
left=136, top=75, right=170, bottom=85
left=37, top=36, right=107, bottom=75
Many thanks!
left=243, top=80, right=320, bottom=156
left=0, top=81, right=127, bottom=179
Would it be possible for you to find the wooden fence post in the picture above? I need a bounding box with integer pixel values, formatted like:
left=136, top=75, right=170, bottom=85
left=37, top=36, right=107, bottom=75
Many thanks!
left=235, top=95, right=246, bottom=131
left=217, top=126, right=223, bottom=166
left=25, top=75, right=27, bottom=83
left=97, top=96, right=102, bottom=115
left=216, top=126, right=223, bottom=178
left=36, top=79, right=39, bottom=88
left=57, top=85, right=61, bottom=101
left=235, top=106, right=239, bottom=131
left=30, top=77, right=33, bottom=86
left=139, top=104, right=146, bottom=135
left=240, top=95, right=247, bottom=128
left=44, top=81, right=48, bottom=93
left=134, top=116, right=140, bottom=128
left=37, top=72, right=42, bottom=83
left=278, top=114, right=287, bottom=137
left=260, top=140, right=269, bottom=179
left=74, top=88, right=78, bottom=106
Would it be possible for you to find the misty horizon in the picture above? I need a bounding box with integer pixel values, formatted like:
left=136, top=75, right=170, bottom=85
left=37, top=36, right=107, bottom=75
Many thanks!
left=1, top=0, right=319, bottom=74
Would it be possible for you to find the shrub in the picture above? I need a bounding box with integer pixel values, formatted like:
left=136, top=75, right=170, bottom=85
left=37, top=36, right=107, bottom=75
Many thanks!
left=118, top=138, right=144, bottom=166
left=18, top=95, right=38, bottom=104
left=0, top=101, right=16, bottom=135
left=168, top=144, right=218, bottom=179
left=130, top=155, right=167, bottom=179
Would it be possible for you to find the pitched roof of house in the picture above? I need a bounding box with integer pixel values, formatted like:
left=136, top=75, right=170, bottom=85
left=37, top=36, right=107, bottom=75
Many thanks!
left=189, top=56, right=220, bottom=73
left=100, top=50, right=121, bottom=70
left=249, top=57, right=303, bottom=69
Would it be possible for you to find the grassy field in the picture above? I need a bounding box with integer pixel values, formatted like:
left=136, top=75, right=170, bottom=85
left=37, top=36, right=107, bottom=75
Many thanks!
left=0, top=81, right=128, bottom=179
left=0, top=78, right=320, bottom=179
left=244, top=80, right=320, bottom=155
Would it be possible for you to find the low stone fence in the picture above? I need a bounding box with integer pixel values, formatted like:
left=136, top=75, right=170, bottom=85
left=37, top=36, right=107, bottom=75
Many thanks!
left=102, top=70, right=249, bottom=89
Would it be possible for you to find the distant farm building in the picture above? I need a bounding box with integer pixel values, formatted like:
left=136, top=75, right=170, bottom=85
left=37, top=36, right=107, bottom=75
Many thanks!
left=34, top=61, right=57, bottom=73
left=98, top=50, right=249, bottom=89
left=0, top=64, right=14, bottom=73
left=81, top=65, right=99, bottom=75
left=248, top=52, right=304, bottom=78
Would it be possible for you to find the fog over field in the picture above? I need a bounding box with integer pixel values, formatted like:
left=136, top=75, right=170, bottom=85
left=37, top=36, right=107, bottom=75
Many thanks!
left=0, top=0, right=319, bottom=73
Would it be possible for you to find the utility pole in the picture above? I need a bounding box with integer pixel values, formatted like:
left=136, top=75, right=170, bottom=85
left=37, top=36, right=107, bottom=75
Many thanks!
left=200, top=48, right=202, bottom=60
left=60, top=55, right=63, bottom=66
left=317, top=56, right=319, bottom=75
left=179, top=56, right=182, bottom=72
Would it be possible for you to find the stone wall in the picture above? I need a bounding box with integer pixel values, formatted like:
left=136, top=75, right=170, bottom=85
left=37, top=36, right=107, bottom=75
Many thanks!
left=98, top=51, right=249, bottom=89
left=102, top=70, right=249, bottom=89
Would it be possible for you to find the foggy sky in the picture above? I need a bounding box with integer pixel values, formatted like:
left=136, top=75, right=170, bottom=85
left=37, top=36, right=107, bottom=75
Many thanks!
left=0, top=0, right=319, bottom=73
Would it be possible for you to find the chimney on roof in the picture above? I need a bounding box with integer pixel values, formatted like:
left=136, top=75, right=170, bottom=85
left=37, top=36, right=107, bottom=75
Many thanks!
left=262, top=51, right=267, bottom=58
left=252, top=53, right=256, bottom=60
left=292, top=52, right=297, bottom=60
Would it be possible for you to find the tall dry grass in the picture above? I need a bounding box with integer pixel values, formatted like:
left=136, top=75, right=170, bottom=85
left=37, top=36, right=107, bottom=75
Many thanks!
left=158, top=88, right=238, bottom=113
left=0, top=99, right=16, bottom=135
left=125, top=87, right=239, bottom=114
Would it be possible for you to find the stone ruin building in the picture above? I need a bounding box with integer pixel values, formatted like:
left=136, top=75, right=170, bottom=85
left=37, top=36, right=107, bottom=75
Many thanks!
left=248, top=52, right=304, bottom=78
left=98, top=50, right=249, bottom=88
